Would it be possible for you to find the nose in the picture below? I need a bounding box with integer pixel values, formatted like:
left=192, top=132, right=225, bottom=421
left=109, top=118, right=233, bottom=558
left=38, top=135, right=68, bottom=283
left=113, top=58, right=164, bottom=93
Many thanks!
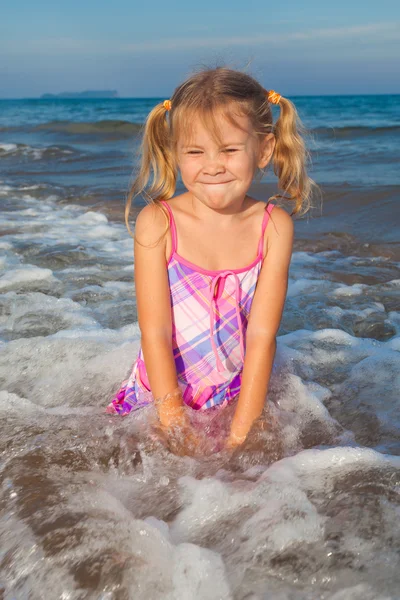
left=203, top=153, right=225, bottom=176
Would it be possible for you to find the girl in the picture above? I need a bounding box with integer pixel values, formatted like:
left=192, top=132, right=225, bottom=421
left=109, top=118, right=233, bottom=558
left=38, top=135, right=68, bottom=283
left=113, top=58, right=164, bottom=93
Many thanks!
left=106, top=67, right=315, bottom=452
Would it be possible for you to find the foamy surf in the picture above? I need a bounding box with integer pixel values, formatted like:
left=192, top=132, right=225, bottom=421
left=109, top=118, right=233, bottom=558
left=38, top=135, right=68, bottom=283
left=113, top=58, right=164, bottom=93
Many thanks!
left=1, top=89, right=400, bottom=598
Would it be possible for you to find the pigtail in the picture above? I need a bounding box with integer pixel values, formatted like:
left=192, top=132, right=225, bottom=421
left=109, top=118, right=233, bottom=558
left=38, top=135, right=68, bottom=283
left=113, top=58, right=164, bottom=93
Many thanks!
left=124, top=103, right=177, bottom=238
left=269, top=96, right=318, bottom=217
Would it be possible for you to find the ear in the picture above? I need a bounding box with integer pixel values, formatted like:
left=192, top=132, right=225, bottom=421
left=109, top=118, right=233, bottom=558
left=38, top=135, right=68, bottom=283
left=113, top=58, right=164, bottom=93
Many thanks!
left=257, top=133, right=276, bottom=169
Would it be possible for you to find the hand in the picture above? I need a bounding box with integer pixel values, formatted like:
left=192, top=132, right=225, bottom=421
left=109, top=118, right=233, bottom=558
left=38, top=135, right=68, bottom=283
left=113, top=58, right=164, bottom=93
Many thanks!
left=225, top=431, right=247, bottom=450
left=155, top=386, right=187, bottom=428
left=225, top=407, right=279, bottom=451
left=152, top=386, right=199, bottom=456
left=158, top=403, right=188, bottom=430
left=152, top=400, right=199, bottom=457
left=225, top=414, right=251, bottom=451
left=225, top=411, right=281, bottom=457
left=151, top=416, right=200, bottom=457
left=167, top=422, right=200, bottom=457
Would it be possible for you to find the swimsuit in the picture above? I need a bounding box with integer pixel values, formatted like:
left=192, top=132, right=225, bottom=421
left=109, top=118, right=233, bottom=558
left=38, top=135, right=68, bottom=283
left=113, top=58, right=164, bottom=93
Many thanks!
left=106, top=199, right=275, bottom=415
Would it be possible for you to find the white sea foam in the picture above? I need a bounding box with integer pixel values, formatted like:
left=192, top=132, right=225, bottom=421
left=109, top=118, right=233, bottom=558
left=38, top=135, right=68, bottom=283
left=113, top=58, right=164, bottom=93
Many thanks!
left=0, top=265, right=61, bottom=292
left=0, top=141, right=74, bottom=160
left=0, top=182, right=399, bottom=598
left=332, top=283, right=366, bottom=297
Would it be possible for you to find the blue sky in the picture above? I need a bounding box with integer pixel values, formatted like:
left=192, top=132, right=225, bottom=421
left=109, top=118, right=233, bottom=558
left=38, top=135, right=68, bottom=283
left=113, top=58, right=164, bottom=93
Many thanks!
left=1, top=0, right=399, bottom=97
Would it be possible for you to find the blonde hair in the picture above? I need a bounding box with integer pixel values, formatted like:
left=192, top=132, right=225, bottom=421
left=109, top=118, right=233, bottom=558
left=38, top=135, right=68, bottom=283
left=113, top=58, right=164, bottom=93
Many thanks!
left=125, top=66, right=319, bottom=237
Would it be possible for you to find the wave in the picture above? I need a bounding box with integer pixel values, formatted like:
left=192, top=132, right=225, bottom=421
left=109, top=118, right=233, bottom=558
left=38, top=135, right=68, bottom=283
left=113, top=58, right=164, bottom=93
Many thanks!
left=0, top=120, right=143, bottom=138
left=0, top=142, right=77, bottom=160
left=1, top=121, right=398, bottom=141
left=311, top=125, right=400, bottom=138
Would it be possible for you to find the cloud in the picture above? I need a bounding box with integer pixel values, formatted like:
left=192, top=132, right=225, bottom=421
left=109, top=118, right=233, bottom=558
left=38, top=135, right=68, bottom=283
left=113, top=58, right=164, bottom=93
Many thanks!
left=2, top=22, right=399, bottom=56
left=121, top=22, right=400, bottom=52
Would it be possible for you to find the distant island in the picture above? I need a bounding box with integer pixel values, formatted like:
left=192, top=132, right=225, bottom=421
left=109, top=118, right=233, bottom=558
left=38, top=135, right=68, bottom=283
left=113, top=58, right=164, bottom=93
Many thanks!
left=40, top=90, right=119, bottom=99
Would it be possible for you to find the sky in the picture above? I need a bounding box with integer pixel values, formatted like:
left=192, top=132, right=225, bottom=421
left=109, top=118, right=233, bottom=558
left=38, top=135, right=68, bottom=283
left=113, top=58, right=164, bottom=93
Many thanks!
left=1, top=0, right=399, bottom=98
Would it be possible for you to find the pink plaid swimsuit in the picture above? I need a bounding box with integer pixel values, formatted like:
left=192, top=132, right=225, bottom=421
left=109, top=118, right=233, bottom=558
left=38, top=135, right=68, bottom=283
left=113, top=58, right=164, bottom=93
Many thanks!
left=106, top=200, right=275, bottom=415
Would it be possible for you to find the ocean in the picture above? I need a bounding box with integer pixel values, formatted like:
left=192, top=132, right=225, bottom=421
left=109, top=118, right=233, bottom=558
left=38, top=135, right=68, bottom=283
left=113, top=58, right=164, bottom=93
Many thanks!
left=0, top=95, right=399, bottom=599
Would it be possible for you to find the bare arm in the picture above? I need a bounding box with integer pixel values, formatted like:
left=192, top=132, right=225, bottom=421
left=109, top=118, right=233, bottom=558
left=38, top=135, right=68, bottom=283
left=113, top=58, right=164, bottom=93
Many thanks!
left=134, top=203, right=184, bottom=427
left=228, top=206, right=294, bottom=444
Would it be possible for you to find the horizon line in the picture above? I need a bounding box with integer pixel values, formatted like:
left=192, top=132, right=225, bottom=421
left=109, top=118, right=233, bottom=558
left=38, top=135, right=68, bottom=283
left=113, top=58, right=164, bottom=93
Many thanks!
left=1, top=92, right=400, bottom=100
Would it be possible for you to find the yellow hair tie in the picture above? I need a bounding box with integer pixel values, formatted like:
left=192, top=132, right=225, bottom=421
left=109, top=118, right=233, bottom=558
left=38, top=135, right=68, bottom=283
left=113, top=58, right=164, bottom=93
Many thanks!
left=267, top=90, right=281, bottom=105
left=163, top=99, right=172, bottom=111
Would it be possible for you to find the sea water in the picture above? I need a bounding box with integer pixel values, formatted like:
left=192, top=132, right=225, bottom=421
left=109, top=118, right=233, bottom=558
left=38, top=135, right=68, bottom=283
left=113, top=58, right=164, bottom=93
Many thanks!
left=0, top=95, right=399, bottom=599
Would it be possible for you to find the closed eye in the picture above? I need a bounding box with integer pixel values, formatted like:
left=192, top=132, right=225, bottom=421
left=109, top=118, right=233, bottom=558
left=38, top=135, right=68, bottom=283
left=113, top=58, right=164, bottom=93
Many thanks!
left=186, top=148, right=239, bottom=155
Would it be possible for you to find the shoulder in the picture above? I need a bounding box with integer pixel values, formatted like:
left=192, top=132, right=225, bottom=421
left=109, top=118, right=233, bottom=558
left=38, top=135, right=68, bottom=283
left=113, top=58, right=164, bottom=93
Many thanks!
left=267, top=204, right=294, bottom=247
left=164, top=192, right=191, bottom=218
left=246, top=197, right=293, bottom=234
left=258, top=203, right=294, bottom=265
left=134, top=202, right=170, bottom=248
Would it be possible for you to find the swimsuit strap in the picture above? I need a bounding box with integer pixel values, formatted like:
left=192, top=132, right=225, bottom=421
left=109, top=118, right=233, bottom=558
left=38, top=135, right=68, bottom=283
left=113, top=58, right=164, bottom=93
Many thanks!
left=159, top=200, right=177, bottom=256
left=257, top=201, right=275, bottom=258
left=160, top=199, right=274, bottom=262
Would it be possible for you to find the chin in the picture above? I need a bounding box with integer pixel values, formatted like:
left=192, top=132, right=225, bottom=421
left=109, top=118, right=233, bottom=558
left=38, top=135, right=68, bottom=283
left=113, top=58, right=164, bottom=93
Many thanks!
left=188, top=186, right=244, bottom=210
left=203, top=195, right=232, bottom=209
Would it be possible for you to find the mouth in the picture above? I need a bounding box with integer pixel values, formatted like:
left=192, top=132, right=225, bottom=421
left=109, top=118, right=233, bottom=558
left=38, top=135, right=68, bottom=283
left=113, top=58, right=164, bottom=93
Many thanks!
left=201, top=181, right=234, bottom=185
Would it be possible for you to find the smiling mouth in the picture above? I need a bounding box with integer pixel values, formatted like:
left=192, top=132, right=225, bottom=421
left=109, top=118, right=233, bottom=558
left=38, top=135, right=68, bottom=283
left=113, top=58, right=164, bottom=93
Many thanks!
left=201, top=181, right=234, bottom=185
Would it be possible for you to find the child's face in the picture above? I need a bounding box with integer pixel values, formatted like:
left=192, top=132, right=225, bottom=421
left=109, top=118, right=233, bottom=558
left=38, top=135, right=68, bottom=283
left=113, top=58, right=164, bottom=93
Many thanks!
left=176, top=107, right=275, bottom=211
